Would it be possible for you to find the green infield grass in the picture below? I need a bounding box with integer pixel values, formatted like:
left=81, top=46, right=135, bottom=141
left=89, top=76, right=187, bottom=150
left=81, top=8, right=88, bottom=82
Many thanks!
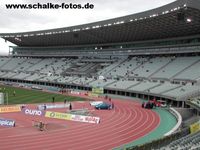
left=0, top=85, right=85, bottom=105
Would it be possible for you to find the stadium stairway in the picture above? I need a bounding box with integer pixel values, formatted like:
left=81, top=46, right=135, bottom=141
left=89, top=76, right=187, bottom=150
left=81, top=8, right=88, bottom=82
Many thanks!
left=170, top=59, right=200, bottom=80
left=126, top=58, right=149, bottom=76
left=126, top=81, right=141, bottom=90
left=0, top=71, right=8, bottom=78
left=99, top=58, right=127, bottom=76
left=148, top=58, right=174, bottom=78
left=160, top=85, right=182, bottom=95
left=67, top=77, right=80, bottom=83
left=8, top=72, right=19, bottom=79
left=81, top=78, right=95, bottom=85
left=104, top=80, right=118, bottom=87
left=0, top=57, right=12, bottom=69
left=26, top=58, right=50, bottom=72
left=144, top=83, right=162, bottom=93
left=11, top=58, right=27, bottom=71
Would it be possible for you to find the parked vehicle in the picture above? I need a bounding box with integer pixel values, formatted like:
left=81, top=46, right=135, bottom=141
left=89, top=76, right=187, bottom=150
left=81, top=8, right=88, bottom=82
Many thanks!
left=95, top=102, right=111, bottom=110
left=142, top=99, right=167, bottom=109
left=142, top=101, right=154, bottom=109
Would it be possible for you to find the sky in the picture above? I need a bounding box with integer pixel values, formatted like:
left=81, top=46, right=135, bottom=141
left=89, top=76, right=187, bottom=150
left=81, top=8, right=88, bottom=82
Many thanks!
left=0, top=0, right=175, bottom=55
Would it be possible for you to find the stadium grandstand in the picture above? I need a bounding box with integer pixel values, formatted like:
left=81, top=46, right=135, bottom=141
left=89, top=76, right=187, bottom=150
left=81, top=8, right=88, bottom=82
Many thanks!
left=1, top=0, right=200, bottom=149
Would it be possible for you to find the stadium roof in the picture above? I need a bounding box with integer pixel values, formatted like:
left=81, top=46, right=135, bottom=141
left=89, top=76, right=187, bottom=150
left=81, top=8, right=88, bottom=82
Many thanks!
left=0, top=0, right=200, bottom=47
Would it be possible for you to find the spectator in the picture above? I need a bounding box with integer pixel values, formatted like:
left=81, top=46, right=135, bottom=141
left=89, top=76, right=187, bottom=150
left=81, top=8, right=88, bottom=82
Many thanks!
left=43, top=104, right=46, bottom=110
left=13, top=90, right=16, bottom=96
left=39, top=121, right=44, bottom=131
left=21, top=104, right=26, bottom=109
left=105, top=95, right=108, bottom=99
left=69, top=102, right=72, bottom=110
left=64, top=99, right=67, bottom=104
left=111, top=102, right=114, bottom=109
left=52, top=97, right=55, bottom=103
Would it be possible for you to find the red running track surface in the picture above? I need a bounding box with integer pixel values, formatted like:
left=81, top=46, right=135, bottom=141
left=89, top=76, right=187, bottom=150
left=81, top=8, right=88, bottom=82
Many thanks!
left=0, top=98, right=160, bottom=150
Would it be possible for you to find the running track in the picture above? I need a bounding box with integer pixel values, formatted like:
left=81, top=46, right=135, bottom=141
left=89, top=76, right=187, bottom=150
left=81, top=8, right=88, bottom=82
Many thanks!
left=0, top=97, right=160, bottom=150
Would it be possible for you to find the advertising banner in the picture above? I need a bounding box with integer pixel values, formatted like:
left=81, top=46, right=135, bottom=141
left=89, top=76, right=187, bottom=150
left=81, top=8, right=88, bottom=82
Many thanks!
left=45, top=111, right=72, bottom=120
left=38, top=104, right=69, bottom=110
left=45, top=111, right=100, bottom=124
left=92, top=87, right=104, bottom=94
left=23, top=108, right=44, bottom=116
left=88, top=92, right=99, bottom=98
left=0, top=118, right=15, bottom=127
left=190, top=120, right=200, bottom=134
left=70, top=91, right=80, bottom=95
left=71, top=114, right=100, bottom=124
left=0, top=106, right=21, bottom=113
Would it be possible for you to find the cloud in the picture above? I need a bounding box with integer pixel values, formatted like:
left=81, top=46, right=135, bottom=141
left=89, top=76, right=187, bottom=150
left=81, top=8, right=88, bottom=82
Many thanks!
left=0, top=0, right=175, bottom=32
left=0, top=0, right=175, bottom=54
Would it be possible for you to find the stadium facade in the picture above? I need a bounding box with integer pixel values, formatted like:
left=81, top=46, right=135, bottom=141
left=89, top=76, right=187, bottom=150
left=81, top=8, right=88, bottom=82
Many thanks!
left=0, top=0, right=200, bottom=112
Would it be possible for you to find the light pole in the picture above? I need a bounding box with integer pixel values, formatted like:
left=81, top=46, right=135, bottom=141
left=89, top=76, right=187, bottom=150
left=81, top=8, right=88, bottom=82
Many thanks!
left=6, top=92, right=8, bottom=105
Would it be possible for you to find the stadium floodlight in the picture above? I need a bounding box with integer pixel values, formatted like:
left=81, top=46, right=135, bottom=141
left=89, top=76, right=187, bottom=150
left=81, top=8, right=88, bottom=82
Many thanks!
left=15, top=37, right=21, bottom=41
left=186, top=18, right=192, bottom=23
left=73, top=29, right=80, bottom=31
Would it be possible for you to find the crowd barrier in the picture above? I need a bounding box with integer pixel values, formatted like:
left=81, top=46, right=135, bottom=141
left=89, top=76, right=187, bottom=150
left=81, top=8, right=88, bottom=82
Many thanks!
left=38, top=103, right=69, bottom=110
left=71, top=114, right=100, bottom=124
left=0, top=118, right=15, bottom=127
left=45, top=111, right=100, bottom=124
left=0, top=106, right=21, bottom=113
left=164, top=107, right=182, bottom=136
left=23, top=108, right=44, bottom=116
left=45, top=111, right=72, bottom=120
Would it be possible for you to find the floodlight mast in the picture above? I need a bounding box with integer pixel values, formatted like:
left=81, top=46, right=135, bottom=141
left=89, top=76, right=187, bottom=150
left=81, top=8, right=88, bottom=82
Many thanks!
left=6, top=92, right=8, bottom=105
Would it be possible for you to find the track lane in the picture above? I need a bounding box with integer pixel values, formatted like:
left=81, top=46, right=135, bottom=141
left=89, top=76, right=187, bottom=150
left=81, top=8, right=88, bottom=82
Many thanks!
left=0, top=98, right=160, bottom=150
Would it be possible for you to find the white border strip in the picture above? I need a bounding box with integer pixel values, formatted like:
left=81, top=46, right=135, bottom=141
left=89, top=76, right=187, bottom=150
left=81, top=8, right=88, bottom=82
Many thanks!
left=164, top=107, right=182, bottom=136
